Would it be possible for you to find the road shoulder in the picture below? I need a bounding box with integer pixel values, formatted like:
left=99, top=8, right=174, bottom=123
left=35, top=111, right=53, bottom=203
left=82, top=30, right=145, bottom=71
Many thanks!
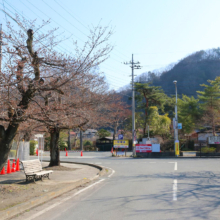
left=0, top=162, right=106, bottom=220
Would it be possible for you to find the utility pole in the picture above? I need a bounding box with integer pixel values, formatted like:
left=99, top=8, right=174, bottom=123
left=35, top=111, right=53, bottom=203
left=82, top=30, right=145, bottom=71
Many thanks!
left=124, top=54, right=141, bottom=156
left=173, top=80, right=179, bottom=156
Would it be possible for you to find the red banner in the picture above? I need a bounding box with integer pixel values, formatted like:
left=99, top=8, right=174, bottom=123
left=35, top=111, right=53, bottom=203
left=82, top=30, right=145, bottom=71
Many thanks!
left=136, top=144, right=152, bottom=153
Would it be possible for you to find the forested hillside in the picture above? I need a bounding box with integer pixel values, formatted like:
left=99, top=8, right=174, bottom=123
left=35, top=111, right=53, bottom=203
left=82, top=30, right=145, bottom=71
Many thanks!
left=119, top=48, right=220, bottom=100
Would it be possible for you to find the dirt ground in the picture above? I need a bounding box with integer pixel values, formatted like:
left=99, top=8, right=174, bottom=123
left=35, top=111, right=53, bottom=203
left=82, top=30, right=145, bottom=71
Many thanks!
left=0, top=165, right=78, bottom=211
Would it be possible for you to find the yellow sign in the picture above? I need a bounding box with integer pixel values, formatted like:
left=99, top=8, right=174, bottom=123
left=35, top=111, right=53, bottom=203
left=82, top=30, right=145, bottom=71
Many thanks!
left=113, top=140, right=129, bottom=148
left=175, top=141, right=180, bottom=156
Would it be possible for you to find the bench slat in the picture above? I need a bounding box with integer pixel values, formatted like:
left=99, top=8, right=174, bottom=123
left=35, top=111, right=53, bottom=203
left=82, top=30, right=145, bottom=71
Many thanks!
left=34, top=170, right=53, bottom=176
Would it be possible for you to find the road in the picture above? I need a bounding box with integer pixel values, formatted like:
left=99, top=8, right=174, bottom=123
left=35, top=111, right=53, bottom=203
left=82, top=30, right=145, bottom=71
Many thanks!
left=14, top=152, right=220, bottom=220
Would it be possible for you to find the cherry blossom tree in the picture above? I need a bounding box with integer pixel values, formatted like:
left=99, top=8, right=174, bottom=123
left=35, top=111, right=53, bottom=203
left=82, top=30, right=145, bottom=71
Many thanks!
left=0, top=14, right=113, bottom=170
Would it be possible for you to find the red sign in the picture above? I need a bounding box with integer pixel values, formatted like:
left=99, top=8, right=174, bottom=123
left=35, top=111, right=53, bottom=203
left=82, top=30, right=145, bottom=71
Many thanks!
left=136, top=144, right=152, bottom=153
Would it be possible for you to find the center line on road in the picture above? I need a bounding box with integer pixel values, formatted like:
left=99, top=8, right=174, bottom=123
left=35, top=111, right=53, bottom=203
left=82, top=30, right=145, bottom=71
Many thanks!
left=169, top=162, right=177, bottom=170
left=173, top=179, right=177, bottom=201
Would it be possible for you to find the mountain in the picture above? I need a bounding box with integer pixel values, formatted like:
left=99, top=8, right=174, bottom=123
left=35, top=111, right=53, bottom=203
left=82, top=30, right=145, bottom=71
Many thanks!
left=118, top=48, right=220, bottom=100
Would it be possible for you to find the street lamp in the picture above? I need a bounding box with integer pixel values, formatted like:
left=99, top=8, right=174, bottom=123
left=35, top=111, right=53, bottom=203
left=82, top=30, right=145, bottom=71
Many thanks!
left=173, top=80, right=179, bottom=156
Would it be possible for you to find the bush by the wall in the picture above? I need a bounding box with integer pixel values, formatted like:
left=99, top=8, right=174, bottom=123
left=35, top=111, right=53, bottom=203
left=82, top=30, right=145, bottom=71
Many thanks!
left=59, top=141, right=68, bottom=151
left=201, top=147, right=216, bottom=153
left=83, top=140, right=92, bottom=147
left=30, top=140, right=37, bottom=155
left=9, top=150, right=16, bottom=158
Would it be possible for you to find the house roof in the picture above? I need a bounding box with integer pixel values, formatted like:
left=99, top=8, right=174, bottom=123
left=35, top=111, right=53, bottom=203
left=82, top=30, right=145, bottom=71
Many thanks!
left=97, top=137, right=113, bottom=141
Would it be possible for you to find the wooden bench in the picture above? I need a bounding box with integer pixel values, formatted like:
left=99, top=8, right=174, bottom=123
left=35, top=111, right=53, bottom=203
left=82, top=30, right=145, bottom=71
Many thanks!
left=21, top=159, right=53, bottom=182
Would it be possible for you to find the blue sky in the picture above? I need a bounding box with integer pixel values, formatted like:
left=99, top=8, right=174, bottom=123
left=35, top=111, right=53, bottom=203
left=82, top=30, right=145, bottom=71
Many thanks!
left=1, top=0, right=220, bottom=90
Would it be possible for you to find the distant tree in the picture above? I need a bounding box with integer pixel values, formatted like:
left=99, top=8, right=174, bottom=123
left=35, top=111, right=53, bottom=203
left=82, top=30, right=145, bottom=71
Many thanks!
left=178, top=95, right=201, bottom=135
left=107, top=94, right=131, bottom=140
left=197, top=77, right=220, bottom=135
left=148, top=106, right=171, bottom=138
left=134, top=82, right=167, bottom=136
left=124, top=112, right=145, bottom=138
left=97, top=129, right=111, bottom=138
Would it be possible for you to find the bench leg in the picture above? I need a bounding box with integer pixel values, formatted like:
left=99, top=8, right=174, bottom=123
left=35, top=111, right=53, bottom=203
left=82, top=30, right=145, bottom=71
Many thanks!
left=26, top=175, right=35, bottom=183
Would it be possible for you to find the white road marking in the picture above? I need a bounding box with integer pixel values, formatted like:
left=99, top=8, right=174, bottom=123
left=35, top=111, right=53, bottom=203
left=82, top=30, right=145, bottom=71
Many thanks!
left=173, top=179, right=177, bottom=201
left=25, top=179, right=105, bottom=220
left=108, top=169, right=115, bottom=178
left=101, top=166, right=115, bottom=178
left=149, top=162, right=156, bottom=163
left=169, top=162, right=177, bottom=170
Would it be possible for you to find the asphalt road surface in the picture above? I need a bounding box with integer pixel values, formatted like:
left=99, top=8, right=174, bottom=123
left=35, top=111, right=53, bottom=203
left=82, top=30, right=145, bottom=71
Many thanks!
left=14, top=152, right=220, bottom=220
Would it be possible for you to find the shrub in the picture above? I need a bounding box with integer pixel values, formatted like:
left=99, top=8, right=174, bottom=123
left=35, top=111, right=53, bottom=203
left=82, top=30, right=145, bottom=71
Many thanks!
left=83, top=140, right=94, bottom=151
left=83, top=140, right=92, bottom=147
left=9, top=150, right=16, bottom=158
left=59, top=141, right=68, bottom=151
left=30, top=140, right=37, bottom=155
left=201, top=147, right=216, bottom=153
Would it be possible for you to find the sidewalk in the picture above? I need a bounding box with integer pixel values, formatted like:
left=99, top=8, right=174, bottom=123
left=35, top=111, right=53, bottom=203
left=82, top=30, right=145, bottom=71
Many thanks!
left=0, top=162, right=104, bottom=220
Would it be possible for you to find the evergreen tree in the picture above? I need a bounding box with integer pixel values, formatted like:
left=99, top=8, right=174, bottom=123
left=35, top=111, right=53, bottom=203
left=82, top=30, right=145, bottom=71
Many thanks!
left=197, top=77, right=220, bottom=135
left=178, top=95, right=201, bottom=135
left=97, top=129, right=111, bottom=138
left=134, top=82, right=167, bottom=136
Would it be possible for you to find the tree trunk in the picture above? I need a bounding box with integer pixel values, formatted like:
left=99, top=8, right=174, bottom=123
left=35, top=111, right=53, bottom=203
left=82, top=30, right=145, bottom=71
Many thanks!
left=49, top=128, right=60, bottom=166
left=0, top=124, right=19, bottom=171
left=143, top=98, right=149, bottom=136
left=212, top=114, right=215, bottom=136
left=68, top=129, right=71, bottom=150
left=113, top=124, right=117, bottom=141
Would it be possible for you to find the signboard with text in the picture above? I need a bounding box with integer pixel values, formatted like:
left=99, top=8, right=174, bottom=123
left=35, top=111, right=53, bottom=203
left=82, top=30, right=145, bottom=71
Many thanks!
left=136, top=143, right=161, bottom=153
left=113, top=140, right=129, bottom=148
left=208, top=136, right=220, bottom=144
left=136, top=144, right=152, bottom=153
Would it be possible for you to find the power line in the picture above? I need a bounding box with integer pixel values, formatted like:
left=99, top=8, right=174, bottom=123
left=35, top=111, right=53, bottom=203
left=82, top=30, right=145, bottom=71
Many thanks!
left=53, top=0, right=89, bottom=31
left=1, top=1, right=72, bottom=55
left=0, top=7, right=131, bottom=90
left=20, top=0, right=130, bottom=66
left=16, top=0, right=73, bottom=54
left=41, top=0, right=88, bottom=37
left=25, top=0, right=84, bottom=43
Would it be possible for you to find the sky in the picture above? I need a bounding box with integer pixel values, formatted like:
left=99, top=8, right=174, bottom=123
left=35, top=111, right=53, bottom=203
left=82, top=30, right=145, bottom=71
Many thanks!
left=1, top=0, right=220, bottom=91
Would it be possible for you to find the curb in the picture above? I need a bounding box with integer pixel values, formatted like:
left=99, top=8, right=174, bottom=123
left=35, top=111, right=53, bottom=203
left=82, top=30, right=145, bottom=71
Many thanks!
left=132, top=156, right=220, bottom=159
left=0, top=161, right=105, bottom=220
